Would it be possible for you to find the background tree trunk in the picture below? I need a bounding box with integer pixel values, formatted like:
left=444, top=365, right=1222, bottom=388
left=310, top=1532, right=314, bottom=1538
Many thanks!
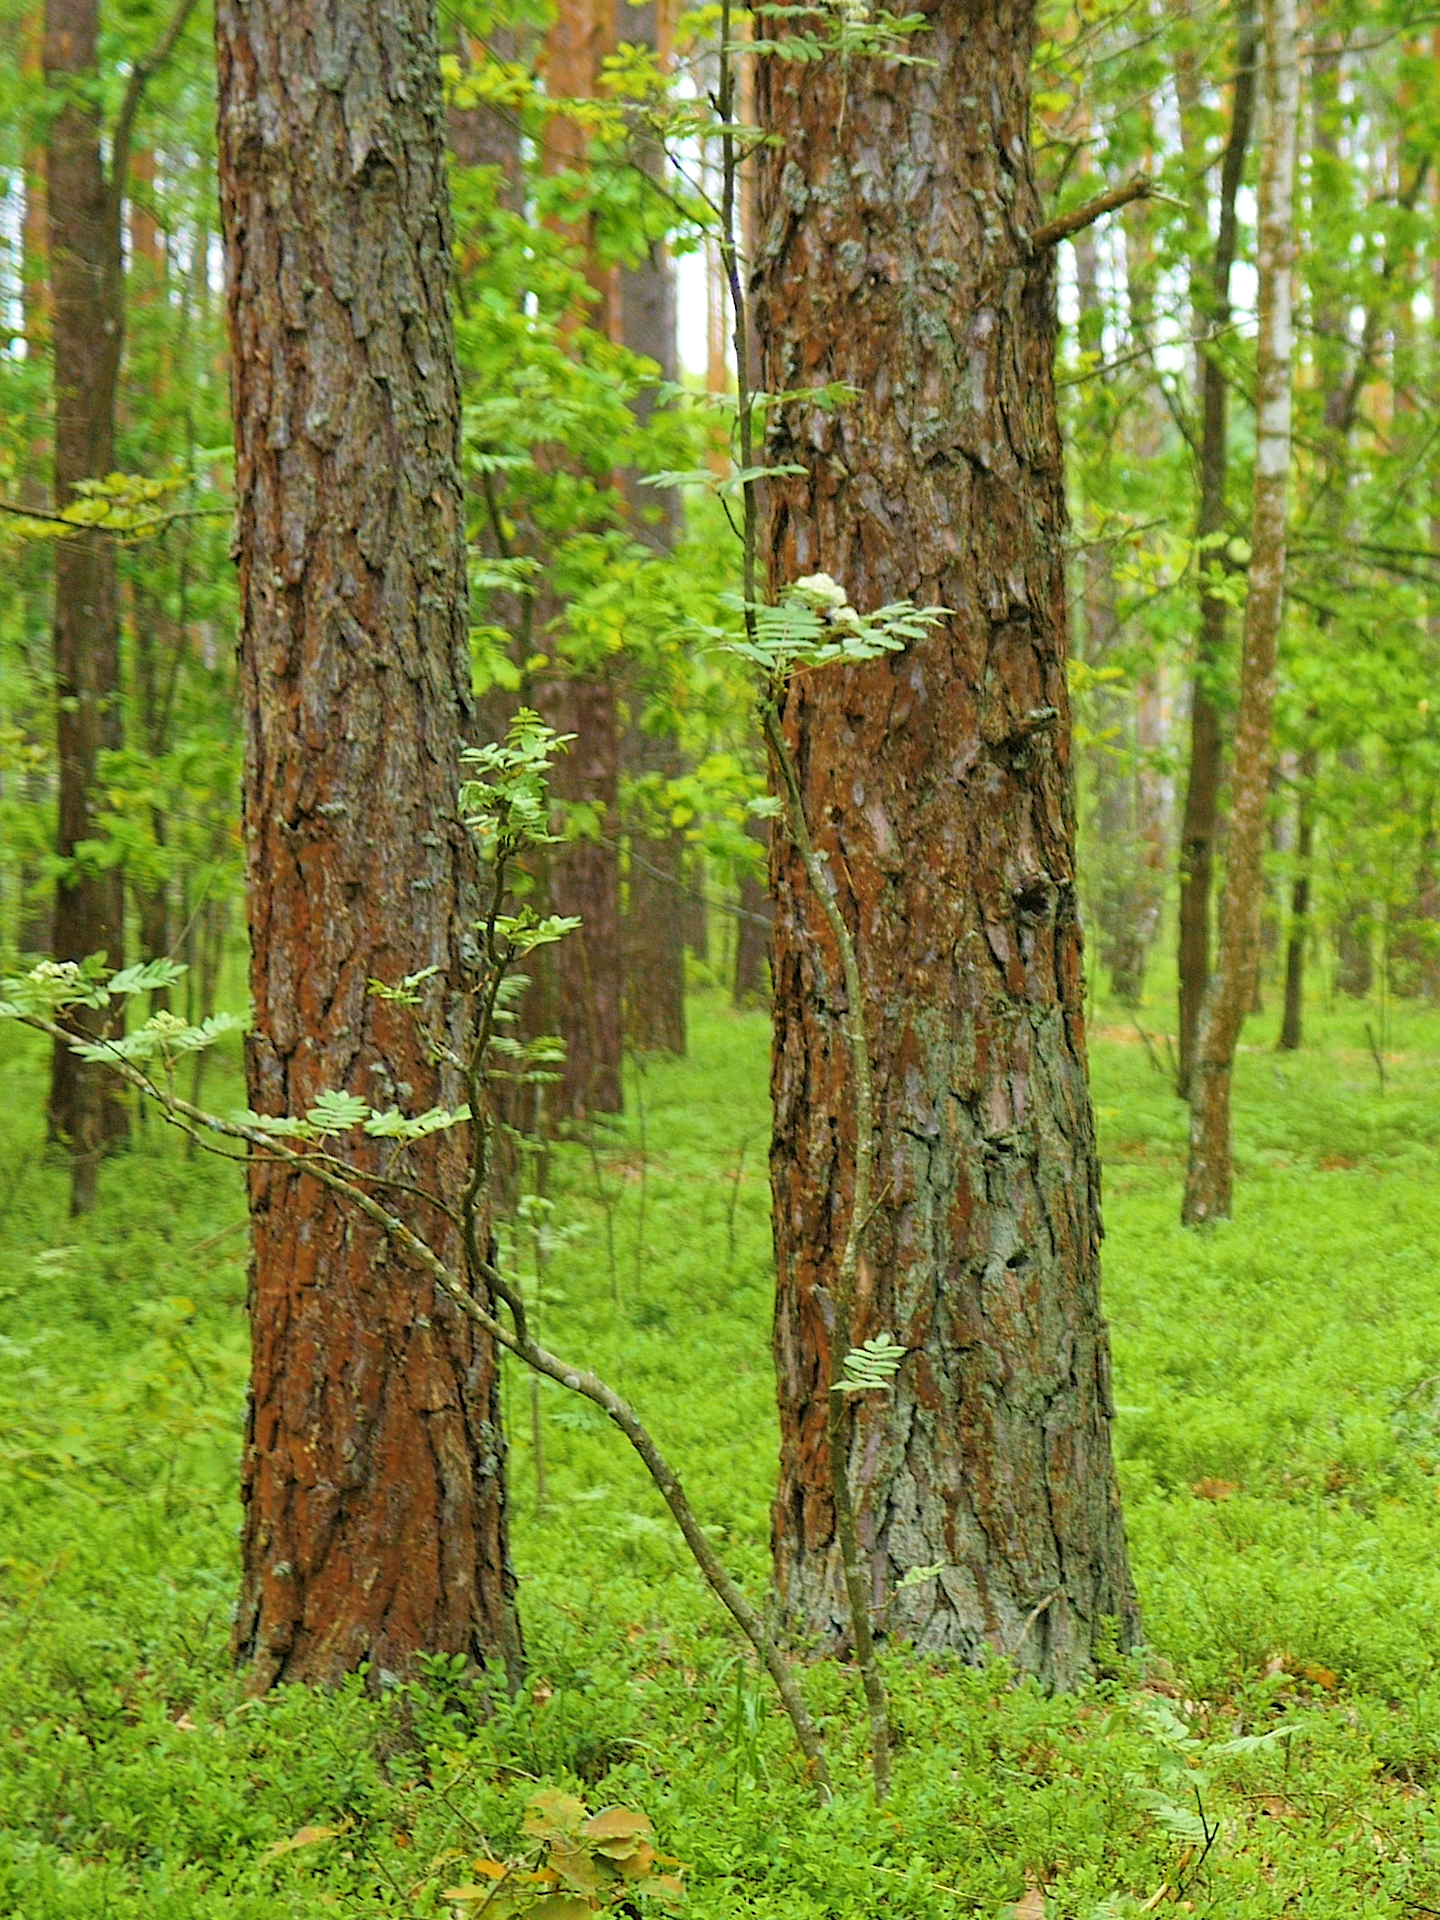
left=1175, top=0, right=1258, bottom=1096
left=535, top=0, right=625, bottom=1115
left=1183, top=0, right=1299, bottom=1225
left=758, top=0, right=1137, bottom=1685
left=544, top=679, right=625, bottom=1112
left=1278, top=744, right=1315, bottom=1049
left=618, top=0, right=686, bottom=1057
left=44, top=0, right=130, bottom=1205
left=733, top=812, right=772, bottom=1003
left=216, top=0, right=522, bottom=1692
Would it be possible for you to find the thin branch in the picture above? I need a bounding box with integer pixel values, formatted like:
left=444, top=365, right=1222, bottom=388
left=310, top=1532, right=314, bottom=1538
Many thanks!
left=109, top=0, right=202, bottom=211
left=1029, top=173, right=1152, bottom=250
left=22, top=1005, right=834, bottom=1801
left=762, top=693, right=892, bottom=1800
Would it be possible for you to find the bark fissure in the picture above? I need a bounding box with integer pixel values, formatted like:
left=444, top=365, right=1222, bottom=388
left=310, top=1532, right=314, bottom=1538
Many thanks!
left=216, top=0, right=521, bottom=1690
left=759, top=0, right=1137, bottom=1686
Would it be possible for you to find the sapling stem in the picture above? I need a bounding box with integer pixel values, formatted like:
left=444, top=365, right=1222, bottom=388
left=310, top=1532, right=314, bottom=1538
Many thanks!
left=760, top=697, right=893, bottom=1801
left=716, top=0, right=893, bottom=1796
left=25, top=1010, right=834, bottom=1803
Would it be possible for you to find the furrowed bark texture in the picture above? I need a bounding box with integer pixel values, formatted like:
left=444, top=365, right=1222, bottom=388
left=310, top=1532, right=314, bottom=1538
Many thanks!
left=45, top=0, right=128, bottom=1201
left=1183, top=0, right=1298, bottom=1225
left=757, top=0, right=1137, bottom=1684
left=216, top=0, right=521, bottom=1691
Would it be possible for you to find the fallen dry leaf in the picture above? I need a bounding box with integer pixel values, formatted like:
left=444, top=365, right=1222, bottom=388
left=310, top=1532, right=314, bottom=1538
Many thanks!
left=261, top=1824, right=340, bottom=1863
left=1192, top=1478, right=1236, bottom=1502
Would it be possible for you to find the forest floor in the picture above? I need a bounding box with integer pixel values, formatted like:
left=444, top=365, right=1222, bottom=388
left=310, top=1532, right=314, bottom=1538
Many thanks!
left=3, top=987, right=1440, bottom=1917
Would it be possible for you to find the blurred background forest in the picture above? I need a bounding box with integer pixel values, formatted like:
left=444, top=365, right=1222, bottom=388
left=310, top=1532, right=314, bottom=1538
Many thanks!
left=2, top=0, right=1439, bottom=1051
left=6, top=1, right=1440, bottom=1916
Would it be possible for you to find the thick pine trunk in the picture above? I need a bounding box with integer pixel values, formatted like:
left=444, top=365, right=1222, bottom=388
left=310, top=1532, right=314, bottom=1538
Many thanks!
left=216, top=0, right=521, bottom=1692
left=44, top=0, right=129, bottom=1205
left=1183, top=0, right=1299, bottom=1225
left=758, top=0, right=1137, bottom=1685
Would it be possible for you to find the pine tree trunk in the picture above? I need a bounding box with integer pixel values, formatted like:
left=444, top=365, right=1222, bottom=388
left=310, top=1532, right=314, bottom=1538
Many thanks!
left=1175, top=0, right=1259, bottom=1096
left=543, top=678, right=625, bottom=1113
left=216, top=0, right=522, bottom=1692
left=534, top=0, right=626, bottom=1116
left=1183, top=0, right=1299, bottom=1225
left=44, top=0, right=129, bottom=1206
left=624, top=736, right=686, bottom=1056
left=617, top=0, right=686, bottom=1056
left=759, top=0, right=1137, bottom=1685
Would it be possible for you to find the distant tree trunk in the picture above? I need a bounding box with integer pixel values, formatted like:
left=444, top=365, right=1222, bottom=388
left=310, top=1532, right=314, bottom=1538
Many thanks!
left=1071, top=158, right=1165, bottom=1010
left=617, top=0, right=686, bottom=1055
left=16, top=12, right=53, bottom=961
left=1278, top=744, right=1315, bottom=1049
left=1175, top=0, right=1259, bottom=1096
left=128, top=164, right=173, bottom=1012
left=1389, top=813, right=1440, bottom=999
left=760, top=0, right=1137, bottom=1685
left=21, top=10, right=49, bottom=348
left=131, top=576, right=174, bottom=1011
left=1419, top=813, right=1440, bottom=1003
left=448, top=25, right=525, bottom=201
left=216, top=0, right=522, bottom=1692
left=1183, top=0, right=1299, bottom=1225
left=44, top=0, right=132, bottom=1206
left=1335, top=903, right=1373, bottom=996
left=624, top=738, right=686, bottom=1055
left=543, top=678, right=625, bottom=1113
left=733, top=813, right=771, bottom=1003
left=535, top=0, right=625, bottom=1115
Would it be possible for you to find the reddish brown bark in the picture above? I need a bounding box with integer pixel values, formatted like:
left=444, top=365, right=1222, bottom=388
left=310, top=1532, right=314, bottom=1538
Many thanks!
left=623, top=734, right=686, bottom=1056
left=757, top=0, right=1137, bottom=1685
left=616, top=0, right=686, bottom=1055
left=525, top=0, right=627, bottom=1116
left=44, top=0, right=130, bottom=1203
left=216, top=0, right=521, bottom=1691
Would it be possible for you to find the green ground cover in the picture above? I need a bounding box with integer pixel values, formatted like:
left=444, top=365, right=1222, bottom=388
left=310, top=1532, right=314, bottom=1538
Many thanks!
left=3, top=990, right=1440, bottom=1916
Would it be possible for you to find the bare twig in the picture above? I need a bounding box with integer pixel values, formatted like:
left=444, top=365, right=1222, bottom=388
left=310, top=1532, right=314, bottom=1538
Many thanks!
left=24, top=1008, right=834, bottom=1802
left=1029, top=173, right=1152, bottom=250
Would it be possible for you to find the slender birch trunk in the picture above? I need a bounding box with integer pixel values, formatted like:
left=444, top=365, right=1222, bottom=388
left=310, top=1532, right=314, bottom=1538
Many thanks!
left=1182, top=0, right=1299, bottom=1225
left=1173, top=0, right=1258, bottom=1096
